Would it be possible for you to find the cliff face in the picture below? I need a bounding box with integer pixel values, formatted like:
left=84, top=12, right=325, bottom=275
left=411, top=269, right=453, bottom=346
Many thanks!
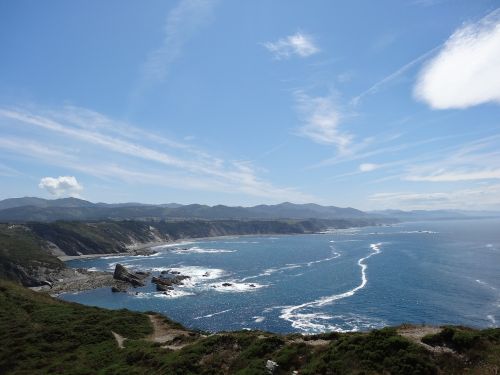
left=0, top=224, right=65, bottom=286
left=25, top=218, right=380, bottom=257
left=0, top=218, right=382, bottom=286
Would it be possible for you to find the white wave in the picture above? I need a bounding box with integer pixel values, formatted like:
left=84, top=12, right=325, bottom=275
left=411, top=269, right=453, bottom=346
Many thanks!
left=476, top=279, right=498, bottom=291
left=152, top=241, right=197, bottom=250
left=101, top=255, right=126, bottom=260
left=240, top=248, right=341, bottom=282
left=320, top=228, right=361, bottom=235
left=253, top=316, right=265, bottom=323
left=133, top=252, right=160, bottom=258
left=330, top=239, right=362, bottom=243
left=170, top=246, right=236, bottom=254
left=132, top=290, right=195, bottom=299
left=149, top=266, right=227, bottom=288
left=209, top=281, right=267, bottom=293
left=487, top=314, right=497, bottom=326
left=87, top=267, right=100, bottom=272
left=153, top=290, right=195, bottom=298
left=194, top=309, right=232, bottom=320
left=369, top=230, right=438, bottom=235
left=306, top=250, right=341, bottom=266
left=223, top=241, right=260, bottom=244
left=240, top=264, right=302, bottom=281
left=280, top=243, right=383, bottom=332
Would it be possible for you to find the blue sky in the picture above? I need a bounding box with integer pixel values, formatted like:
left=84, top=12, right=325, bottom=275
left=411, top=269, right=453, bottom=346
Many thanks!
left=1, top=0, right=500, bottom=210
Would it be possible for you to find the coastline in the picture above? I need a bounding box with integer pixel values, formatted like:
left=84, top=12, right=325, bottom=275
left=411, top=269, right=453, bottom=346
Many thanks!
left=51, top=226, right=382, bottom=295
left=57, top=233, right=302, bottom=262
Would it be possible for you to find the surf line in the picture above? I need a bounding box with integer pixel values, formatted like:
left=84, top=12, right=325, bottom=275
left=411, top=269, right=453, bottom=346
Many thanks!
left=280, top=243, right=383, bottom=329
left=194, top=309, right=232, bottom=320
left=240, top=247, right=341, bottom=282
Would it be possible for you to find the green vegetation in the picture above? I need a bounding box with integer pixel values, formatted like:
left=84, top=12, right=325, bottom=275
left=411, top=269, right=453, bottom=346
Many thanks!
left=0, top=224, right=64, bottom=285
left=1, top=280, right=500, bottom=374
left=423, top=326, right=500, bottom=370
left=26, top=219, right=370, bottom=257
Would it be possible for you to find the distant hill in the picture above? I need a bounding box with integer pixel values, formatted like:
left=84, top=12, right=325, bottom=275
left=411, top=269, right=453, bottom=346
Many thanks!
left=0, top=197, right=95, bottom=210
left=0, top=197, right=374, bottom=222
left=371, top=209, right=500, bottom=221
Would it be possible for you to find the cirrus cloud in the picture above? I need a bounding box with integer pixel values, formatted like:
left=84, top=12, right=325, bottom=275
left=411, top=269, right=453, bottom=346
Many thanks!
left=263, top=32, right=319, bottom=59
left=414, top=9, right=500, bottom=109
left=294, top=92, right=352, bottom=153
left=359, top=163, right=380, bottom=172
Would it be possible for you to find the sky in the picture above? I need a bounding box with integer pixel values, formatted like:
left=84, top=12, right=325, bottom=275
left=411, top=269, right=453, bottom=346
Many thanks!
left=1, top=0, right=500, bottom=210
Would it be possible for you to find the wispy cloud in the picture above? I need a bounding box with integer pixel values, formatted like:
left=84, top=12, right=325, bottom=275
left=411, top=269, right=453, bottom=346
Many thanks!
left=39, top=176, right=83, bottom=197
left=369, top=183, right=500, bottom=210
left=415, top=8, right=500, bottom=109
left=0, top=105, right=315, bottom=203
left=403, top=134, right=500, bottom=182
left=351, top=45, right=439, bottom=105
left=134, top=0, right=218, bottom=96
left=407, top=169, right=500, bottom=182
left=359, top=163, right=380, bottom=172
left=294, top=92, right=352, bottom=152
left=263, top=32, right=320, bottom=59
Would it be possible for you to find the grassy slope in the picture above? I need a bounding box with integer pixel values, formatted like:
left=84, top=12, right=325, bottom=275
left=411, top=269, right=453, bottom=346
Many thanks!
left=0, top=224, right=64, bottom=284
left=1, top=280, right=500, bottom=374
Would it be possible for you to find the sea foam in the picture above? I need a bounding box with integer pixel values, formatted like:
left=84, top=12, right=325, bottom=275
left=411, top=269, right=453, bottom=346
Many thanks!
left=280, top=243, right=383, bottom=332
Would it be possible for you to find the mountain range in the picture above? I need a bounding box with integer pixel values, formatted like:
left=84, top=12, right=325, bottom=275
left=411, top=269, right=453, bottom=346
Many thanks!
left=0, top=197, right=370, bottom=222
left=0, top=197, right=499, bottom=222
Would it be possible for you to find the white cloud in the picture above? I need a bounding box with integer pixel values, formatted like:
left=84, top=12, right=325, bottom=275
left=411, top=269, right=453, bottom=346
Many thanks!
left=294, top=92, right=352, bottom=152
left=415, top=9, right=500, bottom=109
left=263, top=32, right=319, bottom=59
left=39, top=176, right=83, bottom=197
left=359, top=163, right=380, bottom=172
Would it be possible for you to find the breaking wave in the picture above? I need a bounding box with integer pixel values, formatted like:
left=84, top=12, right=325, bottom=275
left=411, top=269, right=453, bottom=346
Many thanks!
left=280, top=243, right=383, bottom=333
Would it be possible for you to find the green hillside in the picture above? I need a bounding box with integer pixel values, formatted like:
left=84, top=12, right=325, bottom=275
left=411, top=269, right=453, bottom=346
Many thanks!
left=1, top=280, right=500, bottom=374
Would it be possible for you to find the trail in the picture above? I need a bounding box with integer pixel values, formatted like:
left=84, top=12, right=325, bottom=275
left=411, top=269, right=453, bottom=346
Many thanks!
left=147, top=314, right=193, bottom=350
left=111, top=331, right=126, bottom=349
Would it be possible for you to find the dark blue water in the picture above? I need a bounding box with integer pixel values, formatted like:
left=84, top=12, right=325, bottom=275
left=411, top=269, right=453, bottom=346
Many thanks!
left=60, top=219, right=500, bottom=334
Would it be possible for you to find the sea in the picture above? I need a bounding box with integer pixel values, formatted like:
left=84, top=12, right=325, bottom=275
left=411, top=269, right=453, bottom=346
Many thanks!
left=59, top=219, right=500, bottom=334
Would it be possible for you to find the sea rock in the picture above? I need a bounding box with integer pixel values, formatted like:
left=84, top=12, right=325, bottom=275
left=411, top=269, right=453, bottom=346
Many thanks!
left=111, top=284, right=128, bottom=293
left=222, top=282, right=232, bottom=287
left=156, top=284, right=174, bottom=292
left=134, top=271, right=150, bottom=279
left=152, top=274, right=190, bottom=288
left=113, top=264, right=146, bottom=287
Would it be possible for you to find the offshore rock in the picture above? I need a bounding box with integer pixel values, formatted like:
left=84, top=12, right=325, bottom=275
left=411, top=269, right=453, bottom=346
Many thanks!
left=113, top=264, right=146, bottom=287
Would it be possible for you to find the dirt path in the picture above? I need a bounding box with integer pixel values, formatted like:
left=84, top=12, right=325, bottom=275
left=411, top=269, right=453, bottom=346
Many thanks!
left=289, top=338, right=330, bottom=347
left=397, top=326, right=455, bottom=354
left=147, top=314, right=193, bottom=350
left=111, top=331, right=126, bottom=349
left=110, top=314, right=194, bottom=351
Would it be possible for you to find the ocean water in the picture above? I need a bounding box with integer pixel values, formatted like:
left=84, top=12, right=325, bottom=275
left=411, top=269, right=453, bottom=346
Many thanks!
left=60, top=219, right=500, bottom=334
